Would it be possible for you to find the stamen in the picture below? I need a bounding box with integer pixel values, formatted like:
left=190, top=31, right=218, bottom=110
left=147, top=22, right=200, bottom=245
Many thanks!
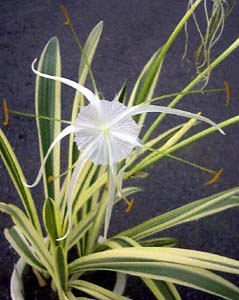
left=224, top=80, right=230, bottom=107
left=60, top=5, right=71, bottom=26
left=47, top=162, right=77, bottom=184
left=125, top=198, right=134, bottom=213
left=3, top=98, right=9, bottom=126
left=205, top=168, right=223, bottom=185
left=117, top=186, right=134, bottom=213
left=145, top=145, right=216, bottom=175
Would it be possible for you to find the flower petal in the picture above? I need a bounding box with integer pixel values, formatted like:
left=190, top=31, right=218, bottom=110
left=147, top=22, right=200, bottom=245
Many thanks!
left=56, top=155, right=88, bottom=241
left=113, top=104, right=225, bottom=135
left=57, top=135, right=104, bottom=241
left=32, top=59, right=98, bottom=104
left=74, top=100, right=141, bottom=165
left=22, top=125, right=76, bottom=188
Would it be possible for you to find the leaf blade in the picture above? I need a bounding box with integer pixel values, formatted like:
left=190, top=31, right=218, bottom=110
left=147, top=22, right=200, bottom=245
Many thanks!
left=0, top=129, right=41, bottom=233
left=35, top=37, right=61, bottom=200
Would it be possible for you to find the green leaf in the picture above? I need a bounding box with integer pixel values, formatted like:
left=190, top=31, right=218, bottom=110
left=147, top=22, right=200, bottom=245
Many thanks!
left=4, top=226, right=46, bottom=272
left=117, top=81, right=128, bottom=104
left=35, top=37, right=61, bottom=201
left=128, top=116, right=239, bottom=177
left=139, top=237, right=177, bottom=248
left=67, top=290, right=95, bottom=300
left=70, top=279, right=129, bottom=300
left=84, top=193, right=108, bottom=255
left=127, top=0, right=204, bottom=110
left=68, top=209, right=97, bottom=250
left=66, top=21, right=104, bottom=211
left=43, top=197, right=62, bottom=242
left=114, top=186, right=142, bottom=205
left=143, top=278, right=181, bottom=300
left=71, top=247, right=239, bottom=275
left=70, top=247, right=239, bottom=300
left=119, top=187, right=239, bottom=240
left=143, top=38, right=239, bottom=142
left=128, top=47, right=163, bottom=107
left=78, top=21, right=103, bottom=91
left=0, top=203, right=55, bottom=279
left=0, top=129, right=42, bottom=234
left=54, top=245, right=68, bottom=292
left=96, top=235, right=177, bottom=257
left=70, top=20, right=103, bottom=130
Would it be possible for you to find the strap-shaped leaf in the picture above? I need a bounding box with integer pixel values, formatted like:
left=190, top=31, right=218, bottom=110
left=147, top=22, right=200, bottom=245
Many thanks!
left=143, top=278, right=181, bottom=300
left=43, top=197, right=63, bottom=243
left=69, top=247, right=239, bottom=300
left=117, top=81, right=128, bottom=104
left=35, top=37, right=61, bottom=200
left=70, top=247, right=239, bottom=275
left=4, top=226, right=46, bottom=272
left=118, top=187, right=239, bottom=240
left=65, top=20, right=103, bottom=214
left=0, top=203, right=55, bottom=278
left=128, top=0, right=203, bottom=109
left=143, top=38, right=239, bottom=142
left=78, top=21, right=103, bottom=92
left=0, top=129, right=41, bottom=234
left=69, top=19, right=103, bottom=168
left=68, top=209, right=97, bottom=250
left=96, top=236, right=180, bottom=300
left=54, top=245, right=68, bottom=292
left=70, top=20, right=103, bottom=122
left=139, top=237, right=177, bottom=248
left=128, top=47, right=163, bottom=107
left=69, top=297, right=94, bottom=300
left=70, top=279, right=129, bottom=300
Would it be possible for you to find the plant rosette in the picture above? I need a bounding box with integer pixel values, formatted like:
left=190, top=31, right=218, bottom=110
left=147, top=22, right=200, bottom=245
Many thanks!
left=1, top=1, right=239, bottom=300
left=10, top=258, right=128, bottom=300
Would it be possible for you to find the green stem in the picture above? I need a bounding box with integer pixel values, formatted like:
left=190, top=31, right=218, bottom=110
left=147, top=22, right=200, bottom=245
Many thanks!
left=147, top=88, right=224, bottom=104
left=143, top=38, right=239, bottom=142
left=129, top=0, right=203, bottom=107
left=8, top=109, right=71, bottom=125
left=125, top=115, right=239, bottom=178
left=165, top=153, right=215, bottom=174
left=69, top=22, right=98, bottom=96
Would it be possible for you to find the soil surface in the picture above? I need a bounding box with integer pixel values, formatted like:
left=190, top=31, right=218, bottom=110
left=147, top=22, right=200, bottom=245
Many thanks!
left=1, top=1, right=239, bottom=299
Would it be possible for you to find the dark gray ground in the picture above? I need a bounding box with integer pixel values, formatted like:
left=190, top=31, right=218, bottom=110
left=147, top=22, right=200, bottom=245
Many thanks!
left=0, top=1, right=239, bottom=299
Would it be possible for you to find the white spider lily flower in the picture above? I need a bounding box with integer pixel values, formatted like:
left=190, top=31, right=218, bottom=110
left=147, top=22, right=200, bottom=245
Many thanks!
left=24, top=59, right=225, bottom=240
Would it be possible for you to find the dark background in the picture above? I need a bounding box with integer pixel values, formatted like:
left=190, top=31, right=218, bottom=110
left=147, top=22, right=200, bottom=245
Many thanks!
left=0, top=1, right=239, bottom=299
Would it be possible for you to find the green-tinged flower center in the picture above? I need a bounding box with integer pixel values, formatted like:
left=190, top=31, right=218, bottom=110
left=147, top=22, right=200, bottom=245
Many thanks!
left=102, top=127, right=110, bottom=136
left=74, top=100, right=141, bottom=166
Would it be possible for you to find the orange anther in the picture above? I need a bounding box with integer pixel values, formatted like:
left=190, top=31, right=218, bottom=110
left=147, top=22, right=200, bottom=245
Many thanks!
left=47, top=176, right=54, bottom=184
left=3, top=98, right=9, bottom=126
left=125, top=198, right=134, bottom=213
left=60, top=5, right=71, bottom=26
left=205, top=168, right=223, bottom=186
left=224, top=81, right=230, bottom=107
